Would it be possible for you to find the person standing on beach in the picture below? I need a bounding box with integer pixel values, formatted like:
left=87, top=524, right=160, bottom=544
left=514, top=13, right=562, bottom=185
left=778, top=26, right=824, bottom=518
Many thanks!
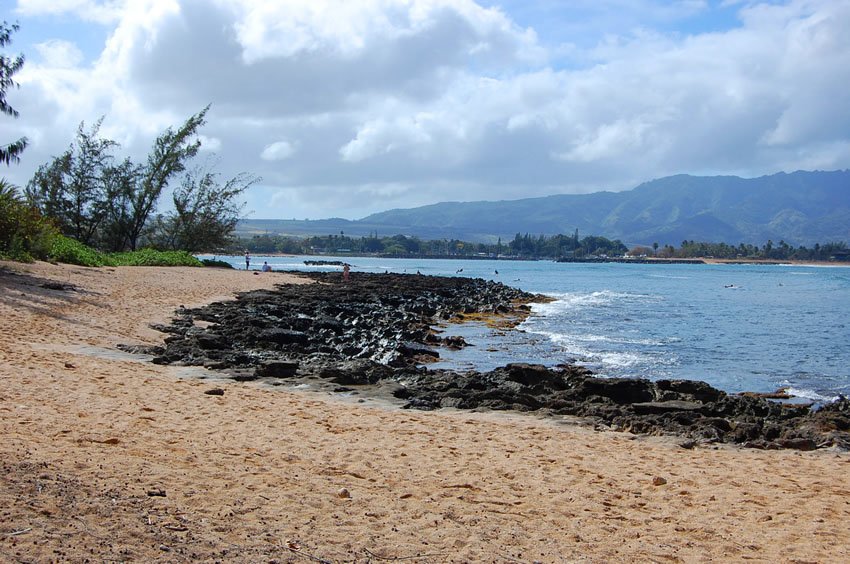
left=245, top=251, right=250, bottom=270
left=343, top=263, right=350, bottom=282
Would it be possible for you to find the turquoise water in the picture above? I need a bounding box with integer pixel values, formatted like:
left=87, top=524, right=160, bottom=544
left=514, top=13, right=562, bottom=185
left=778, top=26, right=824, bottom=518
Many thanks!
left=203, top=254, right=850, bottom=400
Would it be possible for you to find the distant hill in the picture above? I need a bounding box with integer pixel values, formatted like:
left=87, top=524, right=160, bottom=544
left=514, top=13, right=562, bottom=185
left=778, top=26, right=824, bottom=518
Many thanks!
left=239, top=170, right=850, bottom=246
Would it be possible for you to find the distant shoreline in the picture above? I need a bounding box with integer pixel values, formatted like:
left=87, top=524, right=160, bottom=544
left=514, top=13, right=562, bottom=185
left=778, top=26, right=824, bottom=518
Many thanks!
left=556, top=257, right=706, bottom=265
left=209, top=252, right=850, bottom=267
left=561, top=257, right=850, bottom=266
left=702, top=258, right=850, bottom=267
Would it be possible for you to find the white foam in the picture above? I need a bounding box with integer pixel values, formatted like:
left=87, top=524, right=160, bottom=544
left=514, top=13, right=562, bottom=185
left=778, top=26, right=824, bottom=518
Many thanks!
left=525, top=330, right=673, bottom=371
left=531, top=290, right=654, bottom=316
left=596, top=350, right=647, bottom=368
left=557, top=333, right=674, bottom=347
left=783, top=387, right=841, bottom=403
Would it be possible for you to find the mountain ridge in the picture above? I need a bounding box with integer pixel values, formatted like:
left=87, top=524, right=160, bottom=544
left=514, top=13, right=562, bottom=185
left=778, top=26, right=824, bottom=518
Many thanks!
left=239, top=170, right=850, bottom=246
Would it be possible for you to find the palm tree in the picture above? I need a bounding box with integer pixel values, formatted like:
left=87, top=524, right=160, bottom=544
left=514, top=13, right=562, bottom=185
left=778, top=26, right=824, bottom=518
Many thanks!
left=1, top=21, right=28, bottom=165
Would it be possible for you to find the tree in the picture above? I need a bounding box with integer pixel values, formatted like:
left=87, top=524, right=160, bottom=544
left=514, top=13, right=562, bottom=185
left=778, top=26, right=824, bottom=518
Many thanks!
left=98, top=157, right=142, bottom=252
left=1, top=21, right=27, bottom=165
left=124, top=105, right=209, bottom=250
left=0, top=179, right=56, bottom=260
left=154, top=165, right=256, bottom=252
left=26, top=119, right=117, bottom=246
left=25, top=106, right=211, bottom=251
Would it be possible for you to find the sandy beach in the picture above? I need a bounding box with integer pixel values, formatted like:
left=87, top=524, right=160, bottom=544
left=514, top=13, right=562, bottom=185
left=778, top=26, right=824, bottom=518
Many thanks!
left=2, top=261, right=849, bottom=563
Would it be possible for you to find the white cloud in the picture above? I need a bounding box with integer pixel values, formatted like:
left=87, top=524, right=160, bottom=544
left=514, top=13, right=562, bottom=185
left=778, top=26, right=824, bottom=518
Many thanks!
left=556, top=119, right=655, bottom=163
left=261, top=140, right=297, bottom=161
left=33, top=39, right=84, bottom=67
left=5, top=0, right=850, bottom=220
left=198, top=135, right=222, bottom=152
left=223, top=0, right=544, bottom=65
left=15, top=0, right=126, bottom=24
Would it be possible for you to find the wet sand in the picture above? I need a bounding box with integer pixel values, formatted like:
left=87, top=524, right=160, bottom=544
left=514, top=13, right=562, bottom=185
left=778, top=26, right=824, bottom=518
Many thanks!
left=1, top=260, right=849, bottom=562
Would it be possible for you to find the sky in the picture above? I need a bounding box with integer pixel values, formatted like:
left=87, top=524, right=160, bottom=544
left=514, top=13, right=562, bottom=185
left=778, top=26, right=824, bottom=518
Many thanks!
left=2, top=0, right=849, bottom=220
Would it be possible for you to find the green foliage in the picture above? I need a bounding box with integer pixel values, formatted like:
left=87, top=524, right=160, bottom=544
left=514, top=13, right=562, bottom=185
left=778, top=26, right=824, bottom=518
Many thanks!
left=123, top=106, right=209, bottom=251
left=44, top=236, right=204, bottom=267
left=675, top=239, right=848, bottom=261
left=97, top=157, right=142, bottom=252
left=108, top=248, right=203, bottom=267
left=1, top=21, right=27, bottom=165
left=153, top=165, right=256, bottom=253
left=26, top=118, right=118, bottom=246
left=233, top=230, right=847, bottom=262
left=47, top=234, right=110, bottom=267
left=24, top=106, right=226, bottom=253
left=0, top=180, right=58, bottom=261
left=233, top=231, right=628, bottom=259
left=3, top=172, right=224, bottom=267
left=509, top=232, right=627, bottom=258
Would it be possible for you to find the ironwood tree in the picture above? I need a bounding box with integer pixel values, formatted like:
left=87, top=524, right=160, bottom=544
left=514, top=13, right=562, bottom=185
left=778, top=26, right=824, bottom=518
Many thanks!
left=24, top=107, right=236, bottom=252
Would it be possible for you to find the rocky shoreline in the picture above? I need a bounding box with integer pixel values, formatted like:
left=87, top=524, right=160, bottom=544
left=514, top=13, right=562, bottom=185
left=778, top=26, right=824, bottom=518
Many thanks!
left=127, top=271, right=850, bottom=451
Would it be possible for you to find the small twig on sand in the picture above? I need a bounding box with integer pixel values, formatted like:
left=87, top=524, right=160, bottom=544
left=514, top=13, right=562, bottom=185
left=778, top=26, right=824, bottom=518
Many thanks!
left=74, top=517, right=107, bottom=540
left=8, top=528, right=32, bottom=536
left=363, top=548, right=445, bottom=561
left=285, top=545, right=333, bottom=564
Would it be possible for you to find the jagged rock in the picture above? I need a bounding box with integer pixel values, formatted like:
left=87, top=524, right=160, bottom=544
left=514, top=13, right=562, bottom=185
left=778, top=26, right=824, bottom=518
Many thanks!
left=257, top=328, right=309, bottom=346
left=194, top=333, right=227, bottom=350
left=398, top=341, right=440, bottom=359
left=502, top=363, right=569, bottom=390
left=442, top=336, right=469, bottom=349
left=632, top=400, right=704, bottom=414
left=255, top=360, right=299, bottom=378
left=571, top=376, right=655, bottom=404
left=657, top=379, right=725, bottom=403
left=117, top=343, right=165, bottom=356
left=775, top=437, right=817, bottom=451
left=316, top=359, right=396, bottom=385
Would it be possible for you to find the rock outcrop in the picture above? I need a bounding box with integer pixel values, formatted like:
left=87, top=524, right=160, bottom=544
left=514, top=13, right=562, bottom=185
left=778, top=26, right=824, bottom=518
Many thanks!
left=130, top=271, right=850, bottom=450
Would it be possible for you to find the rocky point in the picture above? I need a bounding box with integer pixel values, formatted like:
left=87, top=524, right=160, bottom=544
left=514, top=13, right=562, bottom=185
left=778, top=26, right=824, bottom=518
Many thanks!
left=124, top=271, right=850, bottom=451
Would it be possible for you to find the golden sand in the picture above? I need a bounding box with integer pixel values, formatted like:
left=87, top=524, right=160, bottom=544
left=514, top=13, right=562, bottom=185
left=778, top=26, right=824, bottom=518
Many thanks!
left=1, top=260, right=849, bottom=562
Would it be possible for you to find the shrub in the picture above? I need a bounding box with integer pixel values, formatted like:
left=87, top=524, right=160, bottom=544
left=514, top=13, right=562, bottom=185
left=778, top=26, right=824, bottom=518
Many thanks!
left=0, top=181, right=59, bottom=262
left=108, top=248, right=203, bottom=267
left=47, top=235, right=110, bottom=267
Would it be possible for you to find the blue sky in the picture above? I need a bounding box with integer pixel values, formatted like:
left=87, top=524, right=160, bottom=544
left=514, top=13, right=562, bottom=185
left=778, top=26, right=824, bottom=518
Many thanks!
left=2, top=0, right=849, bottom=220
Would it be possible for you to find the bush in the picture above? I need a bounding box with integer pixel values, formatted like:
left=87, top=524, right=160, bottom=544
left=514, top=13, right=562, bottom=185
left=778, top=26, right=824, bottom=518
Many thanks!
left=0, top=181, right=59, bottom=262
left=47, top=235, right=110, bottom=267
left=108, top=248, right=203, bottom=267
left=2, top=204, right=206, bottom=268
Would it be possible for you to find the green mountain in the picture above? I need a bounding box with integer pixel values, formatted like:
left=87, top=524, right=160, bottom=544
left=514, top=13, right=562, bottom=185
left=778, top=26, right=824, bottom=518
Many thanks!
left=239, top=170, right=850, bottom=246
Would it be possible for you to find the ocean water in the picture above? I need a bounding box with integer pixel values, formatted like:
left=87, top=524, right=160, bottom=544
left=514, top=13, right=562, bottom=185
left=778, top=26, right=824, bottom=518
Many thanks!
left=202, top=254, right=850, bottom=400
